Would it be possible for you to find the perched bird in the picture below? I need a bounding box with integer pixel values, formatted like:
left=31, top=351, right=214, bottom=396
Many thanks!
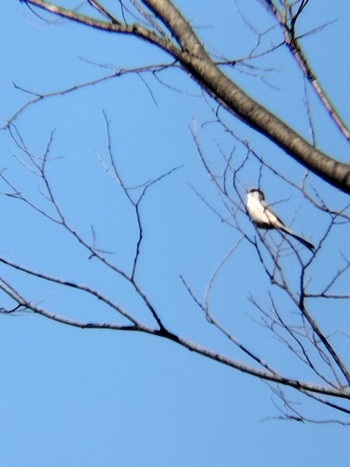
left=246, top=188, right=314, bottom=251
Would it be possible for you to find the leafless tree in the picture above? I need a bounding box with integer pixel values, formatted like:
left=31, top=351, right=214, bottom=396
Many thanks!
left=2, top=0, right=350, bottom=423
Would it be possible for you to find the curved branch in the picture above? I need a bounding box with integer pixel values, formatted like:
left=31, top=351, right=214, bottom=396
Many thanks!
left=142, top=0, right=350, bottom=193
left=22, top=0, right=179, bottom=54
left=24, top=0, right=350, bottom=193
left=1, top=273, right=348, bottom=400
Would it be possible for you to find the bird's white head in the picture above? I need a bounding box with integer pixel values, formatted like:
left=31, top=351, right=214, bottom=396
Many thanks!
left=247, top=188, right=265, bottom=201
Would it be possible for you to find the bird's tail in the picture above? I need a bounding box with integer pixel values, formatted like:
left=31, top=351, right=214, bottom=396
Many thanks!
left=280, top=226, right=315, bottom=251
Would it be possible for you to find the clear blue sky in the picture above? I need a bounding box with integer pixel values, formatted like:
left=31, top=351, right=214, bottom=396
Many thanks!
left=1, top=1, right=350, bottom=466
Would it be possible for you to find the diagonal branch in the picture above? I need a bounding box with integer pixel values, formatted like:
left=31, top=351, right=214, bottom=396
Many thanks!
left=20, top=0, right=350, bottom=193
left=142, top=0, right=350, bottom=192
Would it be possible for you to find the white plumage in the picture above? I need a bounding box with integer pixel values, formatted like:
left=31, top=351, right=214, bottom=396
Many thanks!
left=246, top=188, right=314, bottom=251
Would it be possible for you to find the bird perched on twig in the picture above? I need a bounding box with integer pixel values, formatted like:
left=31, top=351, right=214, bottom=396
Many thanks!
left=246, top=188, right=314, bottom=251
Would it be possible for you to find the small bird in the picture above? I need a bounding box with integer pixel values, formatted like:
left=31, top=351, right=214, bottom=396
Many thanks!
left=246, top=188, right=314, bottom=251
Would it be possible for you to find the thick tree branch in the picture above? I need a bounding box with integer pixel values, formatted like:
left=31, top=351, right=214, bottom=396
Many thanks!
left=22, top=0, right=350, bottom=193
left=142, top=0, right=350, bottom=192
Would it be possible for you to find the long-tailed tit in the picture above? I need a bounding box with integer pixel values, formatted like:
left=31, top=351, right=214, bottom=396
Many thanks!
left=246, top=188, right=314, bottom=251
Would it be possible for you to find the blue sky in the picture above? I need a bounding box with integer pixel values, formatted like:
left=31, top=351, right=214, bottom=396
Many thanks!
left=1, top=1, right=350, bottom=466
